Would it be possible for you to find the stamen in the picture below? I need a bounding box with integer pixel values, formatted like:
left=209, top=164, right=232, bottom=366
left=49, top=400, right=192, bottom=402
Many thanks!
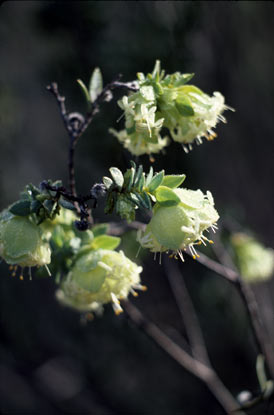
left=130, top=288, right=139, bottom=297
left=133, top=284, right=147, bottom=292
left=28, top=267, right=32, bottom=281
left=44, top=264, right=52, bottom=277
left=136, top=245, right=141, bottom=258
left=177, top=250, right=185, bottom=262
left=111, top=293, right=123, bottom=315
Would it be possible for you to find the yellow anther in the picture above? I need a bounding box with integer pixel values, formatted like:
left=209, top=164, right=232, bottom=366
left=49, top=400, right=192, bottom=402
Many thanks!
left=209, top=240, right=214, bottom=244
left=9, top=265, right=14, bottom=271
left=192, top=255, right=196, bottom=260
left=19, top=275, right=24, bottom=280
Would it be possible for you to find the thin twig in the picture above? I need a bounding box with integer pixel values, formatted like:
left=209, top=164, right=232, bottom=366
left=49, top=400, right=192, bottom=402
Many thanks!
left=123, top=301, right=244, bottom=414
left=47, top=78, right=138, bottom=197
left=163, top=256, right=210, bottom=365
left=187, top=250, right=274, bottom=378
left=108, top=220, right=274, bottom=378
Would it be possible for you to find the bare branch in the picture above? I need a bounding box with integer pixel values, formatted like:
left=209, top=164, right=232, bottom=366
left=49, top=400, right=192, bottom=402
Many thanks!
left=123, top=301, right=244, bottom=415
left=163, top=256, right=210, bottom=365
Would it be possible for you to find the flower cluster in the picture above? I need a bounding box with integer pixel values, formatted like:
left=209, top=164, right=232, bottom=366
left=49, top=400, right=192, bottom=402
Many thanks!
left=137, top=185, right=219, bottom=260
left=231, top=233, right=274, bottom=283
left=0, top=211, right=51, bottom=277
left=56, top=248, right=144, bottom=315
left=110, top=60, right=232, bottom=156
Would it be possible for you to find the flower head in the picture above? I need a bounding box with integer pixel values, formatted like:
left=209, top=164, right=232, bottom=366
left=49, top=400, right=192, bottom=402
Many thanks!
left=231, top=233, right=274, bottom=283
left=0, top=211, right=51, bottom=269
left=56, top=249, right=144, bottom=315
left=137, top=187, right=219, bottom=260
left=112, top=61, right=233, bottom=156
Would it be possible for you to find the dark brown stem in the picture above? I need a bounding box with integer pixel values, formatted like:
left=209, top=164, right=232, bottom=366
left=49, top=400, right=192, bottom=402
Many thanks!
left=47, top=78, right=138, bottom=197
left=123, top=301, right=244, bottom=414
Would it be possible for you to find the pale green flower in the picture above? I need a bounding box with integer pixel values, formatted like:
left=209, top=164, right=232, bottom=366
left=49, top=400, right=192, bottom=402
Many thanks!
left=0, top=211, right=51, bottom=269
left=137, top=188, right=219, bottom=260
left=231, top=233, right=274, bottom=283
left=56, top=249, right=145, bottom=315
left=109, top=128, right=168, bottom=157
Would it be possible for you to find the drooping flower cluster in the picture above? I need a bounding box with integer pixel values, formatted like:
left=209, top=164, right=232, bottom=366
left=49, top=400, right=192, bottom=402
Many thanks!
left=110, top=60, right=232, bottom=156
left=230, top=233, right=274, bottom=283
left=56, top=248, right=144, bottom=315
left=0, top=211, right=51, bottom=274
left=137, top=184, right=219, bottom=260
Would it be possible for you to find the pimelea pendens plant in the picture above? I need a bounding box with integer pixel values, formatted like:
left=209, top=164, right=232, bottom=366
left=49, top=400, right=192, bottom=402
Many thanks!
left=0, top=60, right=230, bottom=317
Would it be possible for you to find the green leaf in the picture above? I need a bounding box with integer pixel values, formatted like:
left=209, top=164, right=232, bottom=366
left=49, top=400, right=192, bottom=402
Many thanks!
left=91, top=235, right=121, bottom=250
left=77, top=79, right=91, bottom=109
left=130, top=160, right=137, bottom=171
left=155, top=186, right=181, bottom=206
left=89, top=67, right=103, bottom=103
left=128, top=192, right=142, bottom=209
left=109, top=167, right=124, bottom=191
left=59, top=199, right=77, bottom=211
left=152, top=60, right=161, bottom=80
left=134, top=165, right=143, bottom=188
left=103, top=176, right=113, bottom=190
left=173, top=73, right=194, bottom=87
left=142, top=191, right=152, bottom=210
left=147, top=170, right=164, bottom=193
left=9, top=200, right=31, bottom=216
left=131, top=191, right=150, bottom=210
left=30, top=200, right=41, bottom=214
left=145, top=166, right=154, bottom=187
left=124, top=168, right=135, bottom=191
left=161, top=174, right=186, bottom=188
left=175, top=96, right=194, bottom=116
left=43, top=199, right=55, bottom=214
left=92, top=223, right=109, bottom=237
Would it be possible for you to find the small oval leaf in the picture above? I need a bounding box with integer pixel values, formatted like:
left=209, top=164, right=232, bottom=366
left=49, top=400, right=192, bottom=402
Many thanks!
left=103, top=176, right=113, bottom=189
left=91, top=235, right=121, bottom=250
left=155, top=186, right=181, bottom=205
left=109, top=167, right=124, bottom=191
left=89, top=67, right=103, bottom=102
left=161, top=174, right=186, bottom=189
left=175, top=96, right=194, bottom=116
left=59, top=199, right=77, bottom=211
left=147, top=170, right=164, bottom=193
left=9, top=200, right=31, bottom=216
left=92, top=223, right=109, bottom=237
left=77, top=79, right=91, bottom=109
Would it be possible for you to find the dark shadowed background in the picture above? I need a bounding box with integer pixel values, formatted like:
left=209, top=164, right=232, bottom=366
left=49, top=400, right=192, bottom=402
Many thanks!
left=1, top=1, right=274, bottom=414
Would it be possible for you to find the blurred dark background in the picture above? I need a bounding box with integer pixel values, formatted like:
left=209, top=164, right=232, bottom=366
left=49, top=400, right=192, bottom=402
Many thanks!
left=1, top=1, right=274, bottom=414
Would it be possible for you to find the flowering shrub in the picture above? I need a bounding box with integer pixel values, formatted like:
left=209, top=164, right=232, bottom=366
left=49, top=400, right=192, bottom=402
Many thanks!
left=0, top=61, right=230, bottom=315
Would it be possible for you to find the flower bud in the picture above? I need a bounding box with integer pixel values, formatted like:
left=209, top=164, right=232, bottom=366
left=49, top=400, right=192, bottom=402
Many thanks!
left=56, top=249, right=144, bottom=314
left=0, top=211, right=51, bottom=268
left=231, top=233, right=274, bottom=283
